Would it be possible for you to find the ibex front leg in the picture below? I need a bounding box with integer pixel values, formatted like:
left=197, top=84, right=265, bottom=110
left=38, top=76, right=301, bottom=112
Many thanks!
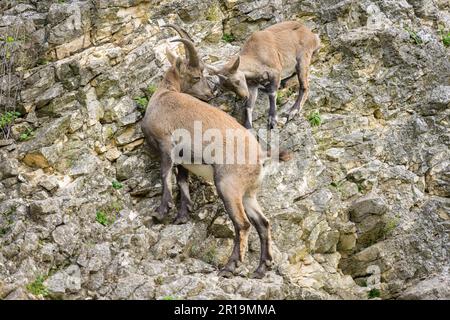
left=287, top=52, right=311, bottom=122
left=267, top=75, right=281, bottom=130
left=244, top=86, right=258, bottom=130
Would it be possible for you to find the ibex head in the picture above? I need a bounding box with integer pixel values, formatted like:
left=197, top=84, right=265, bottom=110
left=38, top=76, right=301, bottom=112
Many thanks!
left=166, top=38, right=214, bottom=101
left=206, top=57, right=249, bottom=101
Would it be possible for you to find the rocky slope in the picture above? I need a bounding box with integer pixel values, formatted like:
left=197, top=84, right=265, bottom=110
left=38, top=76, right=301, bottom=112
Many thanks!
left=0, top=0, right=449, bottom=300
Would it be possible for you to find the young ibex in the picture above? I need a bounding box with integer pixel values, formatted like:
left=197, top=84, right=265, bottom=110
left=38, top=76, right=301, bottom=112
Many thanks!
left=208, top=21, right=321, bottom=129
left=141, top=40, right=289, bottom=278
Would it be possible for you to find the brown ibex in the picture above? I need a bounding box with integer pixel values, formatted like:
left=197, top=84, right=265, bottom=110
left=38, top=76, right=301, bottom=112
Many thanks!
left=141, top=40, right=290, bottom=278
left=207, top=21, right=321, bottom=129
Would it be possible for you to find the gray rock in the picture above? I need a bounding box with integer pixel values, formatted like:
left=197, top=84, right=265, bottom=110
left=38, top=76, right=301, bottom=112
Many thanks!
left=398, top=274, right=450, bottom=300
left=350, top=194, right=388, bottom=223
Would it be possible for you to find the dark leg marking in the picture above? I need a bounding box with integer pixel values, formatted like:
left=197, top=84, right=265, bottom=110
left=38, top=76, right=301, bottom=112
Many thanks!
left=173, top=165, right=192, bottom=224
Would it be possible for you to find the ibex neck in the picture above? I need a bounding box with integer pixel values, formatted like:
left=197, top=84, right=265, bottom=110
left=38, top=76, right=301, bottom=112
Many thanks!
left=159, top=67, right=181, bottom=92
left=236, top=55, right=260, bottom=79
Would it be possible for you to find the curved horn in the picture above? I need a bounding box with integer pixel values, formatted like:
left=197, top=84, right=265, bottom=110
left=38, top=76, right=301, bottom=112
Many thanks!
left=161, top=24, right=194, bottom=42
left=170, top=38, right=200, bottom=68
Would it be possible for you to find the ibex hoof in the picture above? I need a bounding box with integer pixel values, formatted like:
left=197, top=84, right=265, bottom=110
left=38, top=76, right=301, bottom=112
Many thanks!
left=152, top=212, right=166, bottom=223
left=173, top=214, right=189, bottom=225
left=250, top=270, right=266, bottom=279
left=218, top=269, right=234, bottom=278
left=268, top=116, right=278, bottom=130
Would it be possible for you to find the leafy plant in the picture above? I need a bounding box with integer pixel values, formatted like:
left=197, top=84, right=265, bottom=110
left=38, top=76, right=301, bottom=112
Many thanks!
left=162, top=295, right=176, bottom=300
left=439, top=27, right=450, bottom=47
left=368, top=288, right=381, bottom=299
left=19, top=127, right=35, bottom=141
left=135, top=96, right=149, bottom=114
left=308, top=110, right=322, bottom=127
left=26, top=276, right=49, bottom=297
left=147, top=84, right=157, bottom=96
left=222, top=33, right=235, bottom=43
left=112, top=180, right=123, bottom=190
left=5, top=36, right=15, bottom=43
left=405, top=27, right=423, bottom=45
left=95, top=201, right=122, bottom=226
left=0, top=111, right=21, bottom=139
left=96, top=210, right=113, bottom=226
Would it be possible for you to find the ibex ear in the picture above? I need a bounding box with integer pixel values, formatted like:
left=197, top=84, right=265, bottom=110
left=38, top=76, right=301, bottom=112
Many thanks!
left=228, top=56, right=240, bottom=74
left=165, top=46, right=179, bottom=66
left=174, top=57, right=183, bottom=73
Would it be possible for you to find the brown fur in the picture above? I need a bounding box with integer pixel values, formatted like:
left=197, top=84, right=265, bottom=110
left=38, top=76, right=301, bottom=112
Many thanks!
left=141, top=52, right=279, bottom=278
left=209, top=21, right=321, bottom=129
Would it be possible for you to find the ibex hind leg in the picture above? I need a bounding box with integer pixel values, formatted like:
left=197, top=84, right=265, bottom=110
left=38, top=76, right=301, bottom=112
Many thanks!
left=215, top=177, right=251, bottom=278
left=243, top=195, right=273, bottom=279
left=154, top=143, right=175, bottom=223
left=173, top=165, right=192, bottom=225
left=287, top=52, right=311, bottom=122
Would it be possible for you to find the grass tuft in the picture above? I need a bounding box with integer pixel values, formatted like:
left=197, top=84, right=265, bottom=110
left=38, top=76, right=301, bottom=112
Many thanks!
left=308, top=110, right=322, bottom=127
left=26, top=276, right=49, bottom=297
left=222, top=33, right=235, bottom=43
left=368, top=288, right=381, bottom=299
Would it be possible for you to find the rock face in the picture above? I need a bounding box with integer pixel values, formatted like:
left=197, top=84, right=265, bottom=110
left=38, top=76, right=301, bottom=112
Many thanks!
left=0, top=0, right=449, bottom=300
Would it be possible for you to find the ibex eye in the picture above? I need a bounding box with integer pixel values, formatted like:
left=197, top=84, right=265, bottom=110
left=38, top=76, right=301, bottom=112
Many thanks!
left=193, top=76, right=201, bottom=81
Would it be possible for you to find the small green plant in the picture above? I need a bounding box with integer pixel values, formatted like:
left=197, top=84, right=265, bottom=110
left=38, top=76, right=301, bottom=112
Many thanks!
left=368, top=288, right=381, bottom=299
left=135, top=96, right=149, bottom=114
left=308, top=110, right=322, bottom=127
left=439, top=27, right=450, bottom=47
left=162, top=295, right=176, bottom=300
left=5, top=36, right=15, bottom=43
left=222, top=33, right=235, bottom=43
left=112, top=180, right=123, bottom=190
left=19, top=127, right=35, bottom=141
left=26, top=276, right=49, bottom=297
left=95, top=201, right=122, bottom=226
left=147, top=84, right=157, bottom=96
left=0, top=111, right=21, bottom=139
left=405, top=27, right=423, bottom=45
left=96, top=210, right=113, bottom=226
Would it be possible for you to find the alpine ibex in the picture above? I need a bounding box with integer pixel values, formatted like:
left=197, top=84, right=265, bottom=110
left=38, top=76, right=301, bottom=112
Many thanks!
left=141, top=40, right=290, bottom=278
left=207, top=21, right=321, bottom=129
